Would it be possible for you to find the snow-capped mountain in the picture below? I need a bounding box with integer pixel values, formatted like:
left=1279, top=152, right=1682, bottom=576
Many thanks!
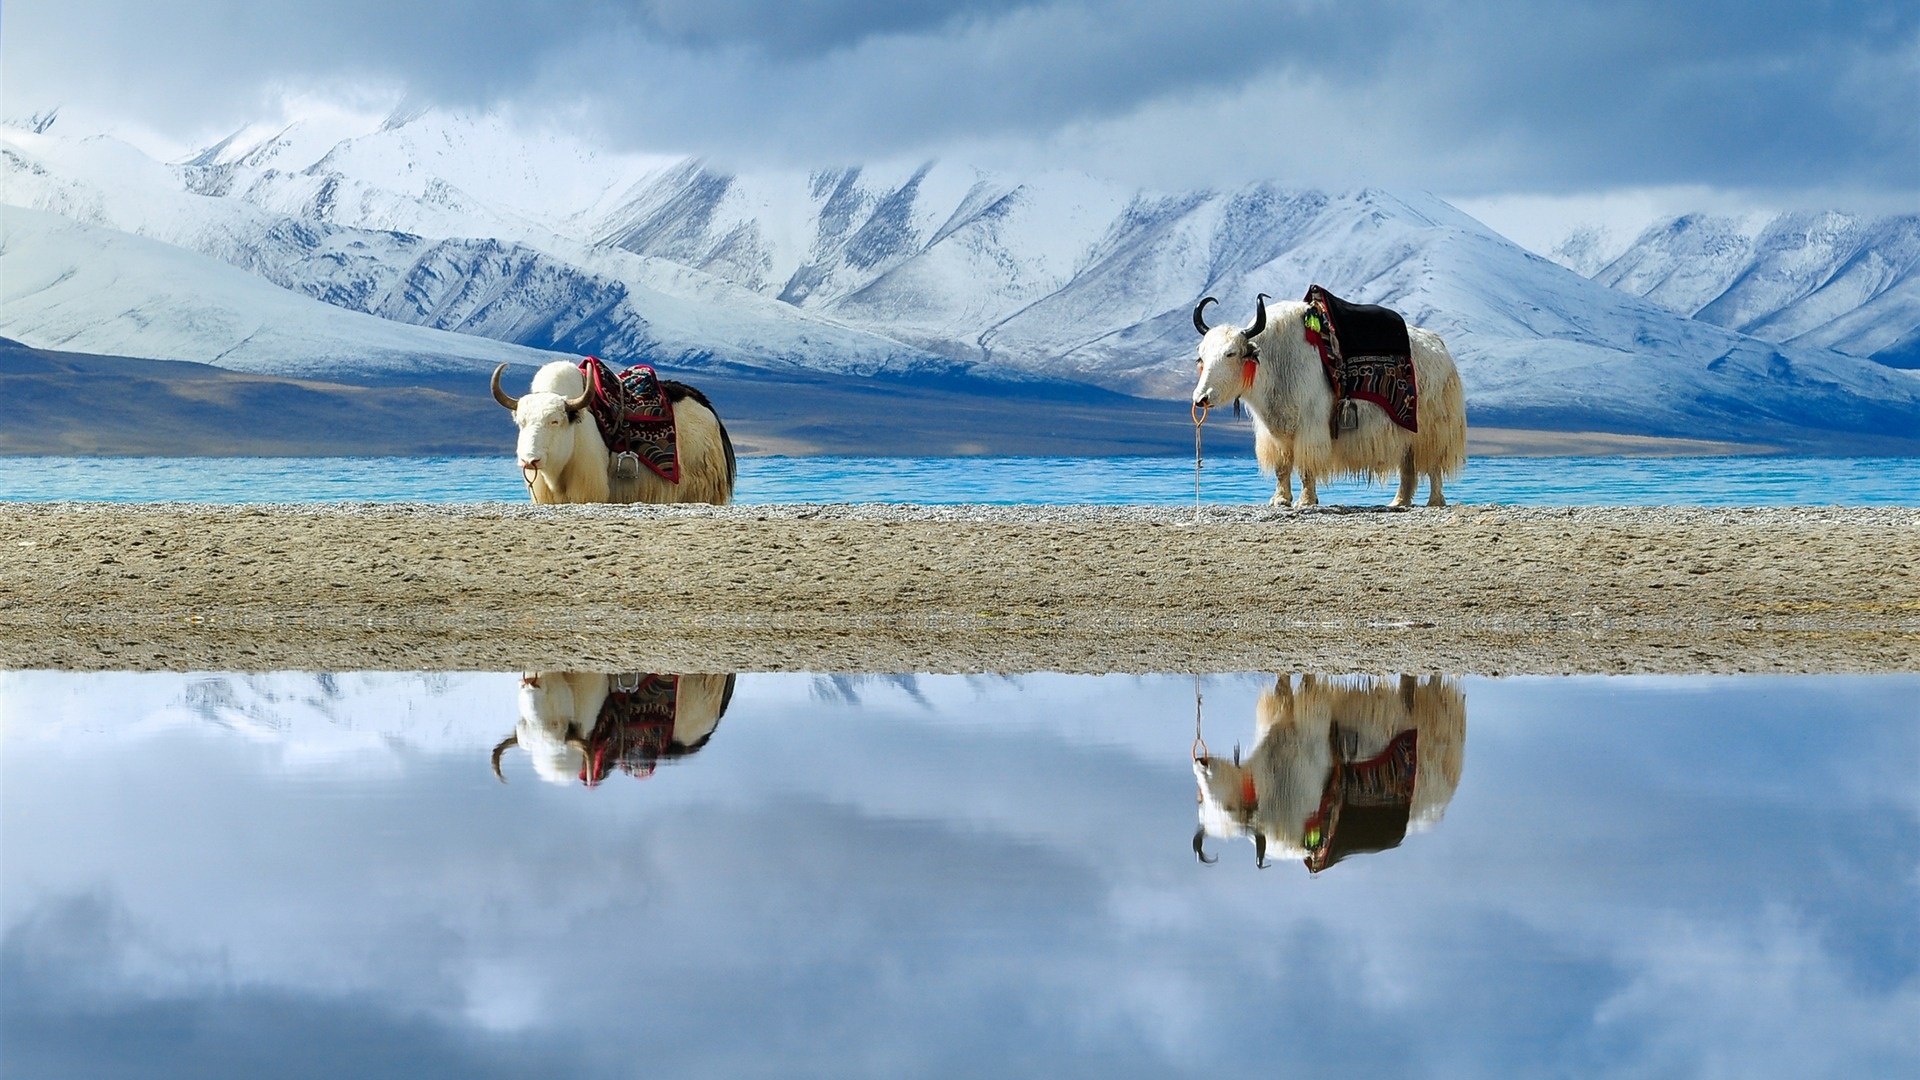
left=1581, top=211, right=1920, bottom=369
left=1, top=207, right=572, bottom=380
left=4, top=108, right=1917, bottom=448
left=1, top=121, right=949, bottom=378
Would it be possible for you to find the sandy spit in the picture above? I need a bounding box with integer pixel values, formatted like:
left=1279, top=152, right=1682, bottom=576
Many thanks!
left=1, top=503, right=1914, bottom=674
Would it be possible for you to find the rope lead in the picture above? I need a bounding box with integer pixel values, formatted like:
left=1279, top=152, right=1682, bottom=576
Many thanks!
left=1191, top=400, right=1209, bottom=524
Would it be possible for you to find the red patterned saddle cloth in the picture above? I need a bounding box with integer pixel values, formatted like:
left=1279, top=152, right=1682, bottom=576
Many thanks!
left=579, top=357, right=680, bottom=483
left=1302, top=285, right=1419, bottom=433
left=580, top=674, right=680, bottom=784
left=1302, top=725, right=1418, bottom=874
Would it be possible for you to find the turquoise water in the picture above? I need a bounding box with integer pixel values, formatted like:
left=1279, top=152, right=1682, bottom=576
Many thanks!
left=1, top=454, right=1916, bottom=505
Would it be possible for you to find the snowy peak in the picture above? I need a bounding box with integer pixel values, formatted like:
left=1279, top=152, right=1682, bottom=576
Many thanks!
left=1590, top=210, right=1920, bottom=366
left=5, top=107, right=1918, bottom=448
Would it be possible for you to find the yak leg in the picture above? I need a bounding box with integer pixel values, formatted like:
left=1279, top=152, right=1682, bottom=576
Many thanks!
left=1299, top=473, right=1319, bottom=506
left=1270, top=469, right=1293, bottom=508
left=1392, top=449, right=1418, bottom=508
left=1427, top=470, right=1447, bottom=507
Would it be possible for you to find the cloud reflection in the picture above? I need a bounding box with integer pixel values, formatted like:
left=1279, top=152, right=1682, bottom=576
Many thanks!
left=0, top=671, right=1914, bottom=1076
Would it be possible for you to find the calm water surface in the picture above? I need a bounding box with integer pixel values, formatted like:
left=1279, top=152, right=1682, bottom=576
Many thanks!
left=2, top=671, right=1914, bottom=1077
left=3, top=454, right=1917, bottom=505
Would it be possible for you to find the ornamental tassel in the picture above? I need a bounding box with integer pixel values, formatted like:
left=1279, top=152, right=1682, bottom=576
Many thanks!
left=1242, top=359, right=1257, bottom=389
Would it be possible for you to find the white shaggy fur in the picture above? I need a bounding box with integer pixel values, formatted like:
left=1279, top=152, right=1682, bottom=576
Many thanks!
left=1193, top=674, right=1466, bottom=868
left=1192, top=299, right=1466, bottom=507
left=503, top=361, right=734, bottom=505
left=496, top=672, right=735, bottom=785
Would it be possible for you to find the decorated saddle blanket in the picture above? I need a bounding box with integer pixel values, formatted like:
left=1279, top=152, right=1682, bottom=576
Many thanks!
left=1303, top=726, right=1418, bottom=874
left=580, top=674, right=680, bottom=785
left=1301, top=284, right=1419, bottom=434
left=578, top=357, right=680, bottom=483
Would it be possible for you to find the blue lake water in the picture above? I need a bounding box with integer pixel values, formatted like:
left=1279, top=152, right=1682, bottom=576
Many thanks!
left=2, top=454, right=1918, bottom=505
left=1, top=671, right=1914, bottom=1078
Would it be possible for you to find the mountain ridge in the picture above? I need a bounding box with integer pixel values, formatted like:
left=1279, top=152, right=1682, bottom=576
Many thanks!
left=3, top=109, right=1916, bottom=451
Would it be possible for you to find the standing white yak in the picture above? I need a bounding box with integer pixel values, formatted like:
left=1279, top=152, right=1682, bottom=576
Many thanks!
left=1191, top=294, right=1465, bottom=507
left=1193, top=674, right=1466, bottom=871
left=492, top=361, right=735, bottom=505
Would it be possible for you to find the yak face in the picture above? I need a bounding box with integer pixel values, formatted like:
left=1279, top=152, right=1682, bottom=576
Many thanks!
left=1192, top=326, right=1259, bottom=411
left=1190, top=294, right=1268, bottom=411
left=512, top=393, right=586, bottom=477
left=511, top=673, right=595, bottom=785
left=1193, top=754, right=1255, bottom=835
left=493, top=362, right=591, bottom=485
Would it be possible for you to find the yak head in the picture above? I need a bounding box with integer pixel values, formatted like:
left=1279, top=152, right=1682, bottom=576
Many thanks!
left=1190, top=294, right=1269, bottom=413
left=492, top=672, right=599, bottom=786
left=1192, top=749, right=1265, bottom=867
left=493, top=362, right=592, bottom=484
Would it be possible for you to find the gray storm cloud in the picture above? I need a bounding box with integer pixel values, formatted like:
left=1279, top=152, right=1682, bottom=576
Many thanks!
left=4, top=0, right=1916, bottom=195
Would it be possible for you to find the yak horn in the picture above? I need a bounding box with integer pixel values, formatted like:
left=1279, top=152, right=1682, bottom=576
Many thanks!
left=1192, top=296, right=1219, bottom=336
left=1193, top=826, right=1218, bottom=865
left=1254, top=833, right=1269, bottom=869
left=1245, top=293, right=1269, bottom=338
left=491, top=734, right=518, bottom=783
left=564, top=386, right=592, bottom=413
left=491, top=365, right=520, bottom=410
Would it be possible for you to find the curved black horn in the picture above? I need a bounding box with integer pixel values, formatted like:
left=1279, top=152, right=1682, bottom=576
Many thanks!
left=1254, top=833, right=1269, bottom=869
left=1193, top=296, right=1219, bottom=336
left=1245, top=293, right=1269, bottom=338
left=491, top=734, right=518, bottom=783
left=491, top=365, right=520, bottom=410
left=1193, top=826, right=1218, bottom=865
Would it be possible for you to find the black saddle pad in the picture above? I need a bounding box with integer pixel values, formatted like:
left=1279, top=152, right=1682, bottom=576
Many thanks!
left=1302, top=285, right=1419, bottom=433
left=1314, top=288, right=1411, bottom=359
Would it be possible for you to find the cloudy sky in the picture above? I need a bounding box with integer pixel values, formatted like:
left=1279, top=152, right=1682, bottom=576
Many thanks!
left=4, top=671, right=1917, bottom=1075
left=4, top=1, right=1916, bottom=238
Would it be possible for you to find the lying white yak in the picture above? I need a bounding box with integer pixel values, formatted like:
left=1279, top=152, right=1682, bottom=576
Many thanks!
left=491, top=672, right=736, bottom=785
left=492, top=361, right=735, bottom=505
left=1191, top=295, right=1465, bottom=507
left=1193, top=674, right=1466, bottom=870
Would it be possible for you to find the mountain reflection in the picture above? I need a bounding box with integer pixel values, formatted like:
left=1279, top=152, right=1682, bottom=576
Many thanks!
left=1193, top=674, right=1466, bottom=871
left=491, top=672, right=737, bottom=785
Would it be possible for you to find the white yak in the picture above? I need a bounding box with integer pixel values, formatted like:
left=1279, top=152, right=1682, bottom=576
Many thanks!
left=1193, top=674, right=1466, bottom=870
left=1191, top=294, right=1466, bottom=507
left=493, top=361, right=735, bottom=505
left=491, top=672, right=736, bottom=785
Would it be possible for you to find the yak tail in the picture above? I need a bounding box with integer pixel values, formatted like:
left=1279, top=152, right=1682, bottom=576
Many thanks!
left=718, top=417, right=737, bottom=491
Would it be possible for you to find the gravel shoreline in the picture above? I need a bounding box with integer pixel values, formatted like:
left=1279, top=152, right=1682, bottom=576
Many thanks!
left=3, top=502, right=1914, bottom=674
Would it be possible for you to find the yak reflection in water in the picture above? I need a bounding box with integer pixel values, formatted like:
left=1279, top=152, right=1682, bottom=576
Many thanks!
left=1193, top=674, right=1466, bottom=871
left=491, top=672, right=737, bottom=785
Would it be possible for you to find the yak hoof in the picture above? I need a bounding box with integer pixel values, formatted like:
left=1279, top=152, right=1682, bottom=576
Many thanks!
left=1268, top=494, right=1292, bottom=508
